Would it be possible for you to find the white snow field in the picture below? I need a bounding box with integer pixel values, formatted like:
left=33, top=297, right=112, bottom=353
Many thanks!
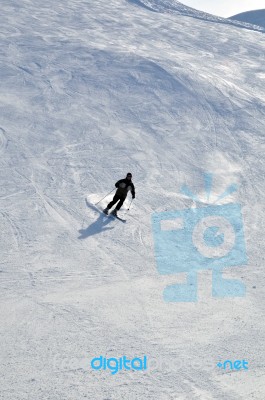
left=1, top=0, right=265, bottom=399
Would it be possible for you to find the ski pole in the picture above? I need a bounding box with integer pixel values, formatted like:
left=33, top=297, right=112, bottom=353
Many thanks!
left=127, top=199, right=133, bottom=211
left=95, top=189, right=115, bottom=205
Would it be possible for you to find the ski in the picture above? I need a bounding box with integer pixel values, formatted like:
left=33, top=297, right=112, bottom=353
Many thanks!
left=104, top=209, right=126, bottom=223
left=85, top=199, right=127, bottom=223
left=108, top=214, right=126, bottom=223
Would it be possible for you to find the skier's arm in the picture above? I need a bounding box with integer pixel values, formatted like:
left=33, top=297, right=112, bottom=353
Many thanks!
left=115, top=179, right=123, bottom=188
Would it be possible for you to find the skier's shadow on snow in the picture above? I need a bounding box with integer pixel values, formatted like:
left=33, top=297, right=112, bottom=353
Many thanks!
left=78, top=200, right=114, bottom=239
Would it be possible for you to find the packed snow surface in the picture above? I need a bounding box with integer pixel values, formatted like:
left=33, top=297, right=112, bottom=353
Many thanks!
left=1, top=0, right=265, bottom=399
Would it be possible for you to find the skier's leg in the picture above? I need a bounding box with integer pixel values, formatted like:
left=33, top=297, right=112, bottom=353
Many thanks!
left=110, top=196, right=125, bottom=216
left=107, top=194, right=120, bottom=210
left=115, top=197, right=125, bottom=210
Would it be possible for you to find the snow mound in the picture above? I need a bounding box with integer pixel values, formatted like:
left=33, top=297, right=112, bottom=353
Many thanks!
left=128, top=0, right=265, bottom=32
left=230, top=9, right=265, bottom=29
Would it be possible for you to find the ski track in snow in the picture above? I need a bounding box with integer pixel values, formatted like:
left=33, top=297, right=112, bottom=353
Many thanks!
left=1, top=0, right=265, bottom=399
left=0, top=128, right=7, bottom=154
left=1, top=211, right=22, bottom=249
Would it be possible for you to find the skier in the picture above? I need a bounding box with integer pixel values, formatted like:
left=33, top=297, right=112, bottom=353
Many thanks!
left=103, top=172, right=135, bottom=216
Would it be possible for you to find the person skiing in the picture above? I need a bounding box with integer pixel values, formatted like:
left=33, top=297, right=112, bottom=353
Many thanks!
left=103, top=172, right=135, bottom=216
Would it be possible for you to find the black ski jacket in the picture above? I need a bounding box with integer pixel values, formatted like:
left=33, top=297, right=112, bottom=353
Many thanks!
left=115, top=179, right=135, bottom=198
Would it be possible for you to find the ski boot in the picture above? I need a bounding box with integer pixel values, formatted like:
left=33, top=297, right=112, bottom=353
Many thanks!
left=103, top=207, right=109, bottom=215
left=111, top=209, right=117, bottom=217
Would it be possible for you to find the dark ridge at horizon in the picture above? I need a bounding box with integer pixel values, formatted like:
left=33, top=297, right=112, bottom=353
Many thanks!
left=229, top=8, right=265, bottom=29
left=127, top=0, right=265, bottom=33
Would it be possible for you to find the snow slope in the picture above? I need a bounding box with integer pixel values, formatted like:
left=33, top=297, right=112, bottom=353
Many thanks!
left=0, top=0, right=265, bottom=399
left=230, top=9, right=265, bottom=29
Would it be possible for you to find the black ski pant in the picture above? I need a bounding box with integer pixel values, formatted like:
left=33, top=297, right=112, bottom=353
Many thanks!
left=107, top=194, right=126, bottom=210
